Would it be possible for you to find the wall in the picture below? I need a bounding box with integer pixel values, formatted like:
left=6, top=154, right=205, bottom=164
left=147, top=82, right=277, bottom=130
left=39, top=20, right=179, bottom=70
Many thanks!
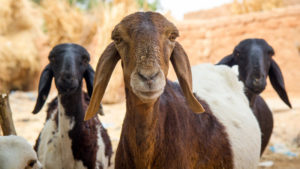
left=175, top=5, right=300, bottom=98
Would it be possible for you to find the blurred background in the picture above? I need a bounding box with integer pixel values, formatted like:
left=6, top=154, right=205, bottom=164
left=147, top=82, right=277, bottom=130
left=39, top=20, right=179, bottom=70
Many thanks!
left=0, top=0, right=300, bottom=168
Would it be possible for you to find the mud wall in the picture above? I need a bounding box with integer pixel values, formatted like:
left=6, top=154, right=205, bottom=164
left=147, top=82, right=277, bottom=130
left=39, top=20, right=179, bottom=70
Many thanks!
left=175, top=5, right=300, bottom=98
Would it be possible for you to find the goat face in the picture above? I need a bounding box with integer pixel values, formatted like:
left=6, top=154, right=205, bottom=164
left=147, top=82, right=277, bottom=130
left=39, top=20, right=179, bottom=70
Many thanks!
left=234, top=39, right=274, bottom=94
left=48, top=44, right=91, bottom=95
left=84, top=12, right=205, bottom=120
left=32, top=43, right=95, bottom=114
left=218, top=38, right=292, bottom=108
left=111, top=12, right=178, bottom=102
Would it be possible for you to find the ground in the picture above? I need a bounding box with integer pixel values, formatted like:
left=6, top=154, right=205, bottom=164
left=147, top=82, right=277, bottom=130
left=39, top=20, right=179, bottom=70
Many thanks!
left=3, top=91, right=300, bottom=169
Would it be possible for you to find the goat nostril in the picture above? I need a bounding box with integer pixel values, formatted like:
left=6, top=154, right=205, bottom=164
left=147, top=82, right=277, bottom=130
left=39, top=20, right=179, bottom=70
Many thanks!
left=150, top=72, right=160, bottom=80
left=253, top=77, right=262, bottom=86
left=147, top=80, right=152, bottom=86
left=138, top=72, right=148, bottom=81
left=65, top=74, right=72, bottom=80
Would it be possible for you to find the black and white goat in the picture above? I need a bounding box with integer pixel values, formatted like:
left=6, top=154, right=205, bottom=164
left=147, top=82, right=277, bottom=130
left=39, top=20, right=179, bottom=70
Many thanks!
left=217, top=38, right=292, bottom=155
left=32, top=43, right=112, bottom=169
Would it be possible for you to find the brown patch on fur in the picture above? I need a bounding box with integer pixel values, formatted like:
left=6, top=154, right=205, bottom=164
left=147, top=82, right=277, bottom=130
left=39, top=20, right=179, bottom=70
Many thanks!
left=100, top=125, right=113, bottom=166
left=86, top=12, right=232, bottom=169
left=252, top=95, right=274, bottom=155
left=115, top=81, right=233, bottom=169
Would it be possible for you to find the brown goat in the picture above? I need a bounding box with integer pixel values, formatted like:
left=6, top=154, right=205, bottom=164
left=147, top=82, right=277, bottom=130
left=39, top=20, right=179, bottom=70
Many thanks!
left=85, top=12, right=261, bottom=169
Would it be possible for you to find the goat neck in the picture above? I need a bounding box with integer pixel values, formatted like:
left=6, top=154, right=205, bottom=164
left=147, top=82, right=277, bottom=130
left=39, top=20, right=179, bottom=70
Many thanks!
left=58, top=86, right=85, bottom=122
left=121, top=87, right=161, bottom=168
left=244, top=88, right=258, bottom=107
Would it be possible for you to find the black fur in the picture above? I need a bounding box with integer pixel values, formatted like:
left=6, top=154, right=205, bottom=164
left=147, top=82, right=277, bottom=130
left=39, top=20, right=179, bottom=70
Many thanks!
left=217, top=38, right=292, bottom=155
left=32, top=65, right=53, bottom=114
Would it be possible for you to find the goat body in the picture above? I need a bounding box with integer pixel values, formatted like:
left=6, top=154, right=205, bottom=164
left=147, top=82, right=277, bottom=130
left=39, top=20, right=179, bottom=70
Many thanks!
left=115, top=64, right=260, bottom=169
left=217, top=38, right=292, bottom=155
left=35, top=92, right=111, bottom=169
left=85, top=12, right=261, bottom=169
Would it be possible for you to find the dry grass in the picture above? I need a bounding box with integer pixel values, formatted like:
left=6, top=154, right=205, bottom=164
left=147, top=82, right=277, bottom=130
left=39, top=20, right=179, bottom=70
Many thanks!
left=0, top=0, right=162, bottom=103
left=41, top=0, right=138, bottom=58
left=231, top=0, right=283, bottom=14
left=0, top=0, right=45, bottom=91
left=40, top=0, right=139, bottom=103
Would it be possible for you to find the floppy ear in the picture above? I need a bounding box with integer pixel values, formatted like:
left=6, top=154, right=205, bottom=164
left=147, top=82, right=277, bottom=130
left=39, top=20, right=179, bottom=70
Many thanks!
left=84, top=64, right=95, bottom=97
left=32, top=64, right=53, bottom=114
left=217, top=54, right=236, bottom=66
left=83, top=65, right=104, bottom=115
left=269, top=59, right=292, bottom=108
left=84, top=43, right=120, bottom=120
left=171, top=42, right=205, bottom=114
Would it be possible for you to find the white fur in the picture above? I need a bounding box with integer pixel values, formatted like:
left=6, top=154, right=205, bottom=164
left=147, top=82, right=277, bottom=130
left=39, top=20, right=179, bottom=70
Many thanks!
left=37, top=97, right=110, bottom=169
left=191, top=63, right=261, bottom=169
left=37, top=97, right=87, bottom=169
left=0, top=135, right=42, bottom=169
left=231, top=65, right=239, bottom=76
left=96, top=125, right=109, bottom=169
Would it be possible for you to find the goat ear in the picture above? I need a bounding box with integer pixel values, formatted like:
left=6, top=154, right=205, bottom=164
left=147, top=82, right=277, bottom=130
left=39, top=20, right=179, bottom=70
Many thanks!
left=83, top=65, right=104, bottom=116
left=269, top=59, right=292, bottom=108
left=32, top=64, right=53, bottom=114
left=217, top=54, right=236, bottom=66
left=84, top=64, right=95, bottom=97
left=84, top=43, right=120, bottom=120
left=170, top=42, right=205, bottom=114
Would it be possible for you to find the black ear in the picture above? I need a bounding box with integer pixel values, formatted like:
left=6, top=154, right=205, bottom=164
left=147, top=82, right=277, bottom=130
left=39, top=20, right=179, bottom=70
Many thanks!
left=217, top=54, right=236, bottom=66
left=32, top=64, right=53, bottom=114
left=269, top=59, right=292, bottom=108
left=84, top=64, right=95, bottom=97
left=83, top=64, right=104, bottom=115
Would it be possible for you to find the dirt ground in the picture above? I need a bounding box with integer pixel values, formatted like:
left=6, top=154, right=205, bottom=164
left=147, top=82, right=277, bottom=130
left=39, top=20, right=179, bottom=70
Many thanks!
left=3, top=91, right=300, bottom=169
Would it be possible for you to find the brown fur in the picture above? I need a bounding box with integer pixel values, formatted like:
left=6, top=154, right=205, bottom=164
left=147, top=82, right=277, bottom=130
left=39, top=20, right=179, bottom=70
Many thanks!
left=85, top=12, right=234, bottom=169
left=114, top=81, right=233, bottom=169
left=247, top=92, right=274, bottom=156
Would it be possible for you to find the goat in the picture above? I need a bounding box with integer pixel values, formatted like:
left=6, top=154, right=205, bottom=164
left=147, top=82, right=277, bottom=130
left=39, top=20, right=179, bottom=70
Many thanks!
left=32, top=43, right=112, bottom=169
left=84, top=12, right=261, bottom=169
left=0, top=135, right=42, bottom=169
left=217, top=38, right=292, bottom=155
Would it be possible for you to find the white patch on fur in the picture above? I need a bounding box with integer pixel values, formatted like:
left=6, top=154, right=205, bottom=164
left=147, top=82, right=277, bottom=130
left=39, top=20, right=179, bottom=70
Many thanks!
left=231, top=65, right=239, bottom=76
left=0, top=135, right=42, bottom=169
left=36, top=97, right=87, bottom=169
left=191, top=63, right=261, bottom=169
left=95, top=125, right=109, bottom=169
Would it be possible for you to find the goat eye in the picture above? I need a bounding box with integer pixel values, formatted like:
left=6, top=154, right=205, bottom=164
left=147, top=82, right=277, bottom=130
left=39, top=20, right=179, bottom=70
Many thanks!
left=268, top=50, right=274, bottom=56
left=82, top=56, right=89, bottom=64
left=27, top=160, right=36, bottom=167
left=49, top=56, right=55, bottom=63
left=169, top=33, right=177, bottom=42
left=114, top=37, right=123, bottom=45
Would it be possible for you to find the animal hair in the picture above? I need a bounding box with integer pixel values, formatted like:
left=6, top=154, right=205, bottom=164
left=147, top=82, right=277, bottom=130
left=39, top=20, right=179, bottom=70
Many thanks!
left=32, top=43, right=112, bottom=169
left=217, top=38, right=292, bottom=155
left=0, top=135, right=42, bottom=169
left=85, top=12, right=261, bottom=169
